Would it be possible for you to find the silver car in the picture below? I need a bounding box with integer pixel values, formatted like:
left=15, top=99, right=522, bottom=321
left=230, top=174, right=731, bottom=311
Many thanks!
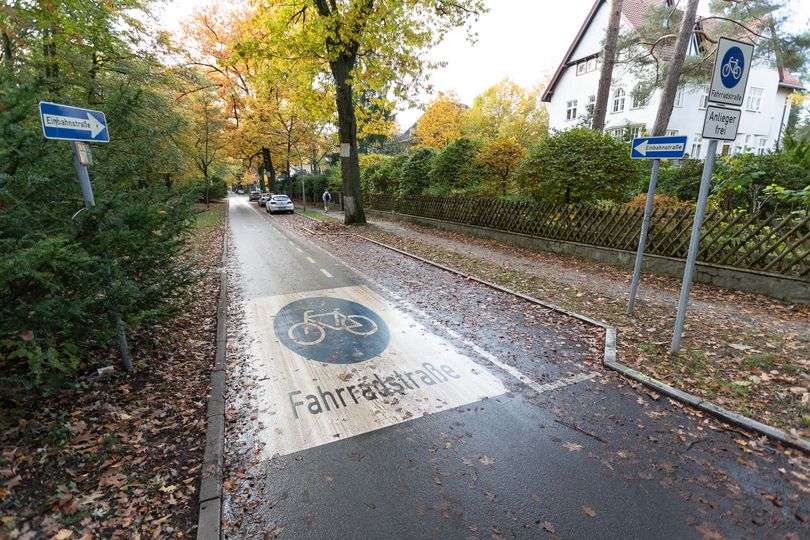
left=266, top=194, right=294, bottom=214
left=258, top=193, right=272, bottom=207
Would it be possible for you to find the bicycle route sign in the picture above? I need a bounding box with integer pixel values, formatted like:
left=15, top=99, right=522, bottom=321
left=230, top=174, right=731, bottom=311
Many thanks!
left=274, top=296, right=390, bottom=364
left=708, top=37, right=754, bottom=107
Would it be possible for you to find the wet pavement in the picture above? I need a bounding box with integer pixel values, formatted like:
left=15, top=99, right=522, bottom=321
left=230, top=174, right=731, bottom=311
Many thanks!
left=222, top=196, right=809, bottom=539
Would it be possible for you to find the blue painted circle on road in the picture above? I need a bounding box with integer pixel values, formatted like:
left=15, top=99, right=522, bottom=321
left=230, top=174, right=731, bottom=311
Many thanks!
left=274, top=297, right=390, bottom=364
left=720, top=46, right=744, bottom=88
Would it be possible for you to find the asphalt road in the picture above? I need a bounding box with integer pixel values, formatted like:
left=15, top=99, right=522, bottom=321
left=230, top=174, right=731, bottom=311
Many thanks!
left=222, top=195, right=808, bottom=539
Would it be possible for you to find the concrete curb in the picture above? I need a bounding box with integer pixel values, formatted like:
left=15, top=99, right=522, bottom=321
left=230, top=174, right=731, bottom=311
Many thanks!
left=197, top=203, right=229, bottom=540
left=352, top=233, right=810, bottom=455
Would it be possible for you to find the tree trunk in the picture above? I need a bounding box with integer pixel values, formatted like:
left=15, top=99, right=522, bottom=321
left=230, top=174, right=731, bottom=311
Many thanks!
left=262, top=147, right=276, bottom=192
left=258, top=165, right=265, bottom=192
left=2, top=31, right=12, bottom=74
left=650, top=0, right=699, bottom=136
left=592, top=0, right=623, bottom=132
left=330, top=56, right=365, bottom=224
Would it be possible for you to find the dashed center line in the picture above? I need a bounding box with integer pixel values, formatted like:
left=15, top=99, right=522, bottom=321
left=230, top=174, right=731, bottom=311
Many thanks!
left=320, top=268, right=333, bottom=278
left=296, top=247, right=303, bottom=253
left=306, top=257, right=316, bottom=264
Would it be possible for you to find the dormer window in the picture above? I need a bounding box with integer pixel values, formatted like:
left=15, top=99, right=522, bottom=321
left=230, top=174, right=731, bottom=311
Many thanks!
left=575, top=55, right=599, bottom=76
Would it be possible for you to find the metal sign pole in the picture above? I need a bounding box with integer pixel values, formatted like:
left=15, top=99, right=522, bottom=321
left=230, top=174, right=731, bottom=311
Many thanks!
left=627, top=158, right=660, bottom=315
left=70, top=141, right=133, bottom=371
left=671, top=139, right=718, bottom=354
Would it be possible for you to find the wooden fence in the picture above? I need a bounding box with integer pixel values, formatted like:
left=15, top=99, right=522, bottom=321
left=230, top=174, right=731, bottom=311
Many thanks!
left=364, top=194, right=810, bottom=279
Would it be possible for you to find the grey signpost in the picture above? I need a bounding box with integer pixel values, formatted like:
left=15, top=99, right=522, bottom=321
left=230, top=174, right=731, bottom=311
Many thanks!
left=627, top=136, right=688, bottom=315
left=40, top=102, right=133, bottom=371
left=670, top=37, right=752, bottom=353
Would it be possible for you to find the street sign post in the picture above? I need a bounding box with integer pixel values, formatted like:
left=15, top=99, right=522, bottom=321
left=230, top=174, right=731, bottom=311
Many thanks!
left=630, top=135, right=688, bottom=159
left=708, top=37, right=754, bottom=107
left=39, top=101, right=110, bottom=143
left=626, top=135, right=687, bottom=315
left=671, top=36, right=753, bottom=353
left=39, top=101, right=132, bottom=370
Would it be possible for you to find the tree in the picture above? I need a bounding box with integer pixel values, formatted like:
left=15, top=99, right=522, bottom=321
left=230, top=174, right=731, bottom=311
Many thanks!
left=650, top=0, right=698, bottom=136
left=399, top=147, right=436, bottom=196
left=517, top=128, right=639, bottom=204
left=186, top=84, right=227, bottom=206
left=476, top=137, right=526, bottom=196
left=464, top=79, right=548, bottom=148
left=592, top=0, right=623, bottom=131
left=428, top=137, right=482, bottom=193
left=247, top=0, right=487, bottom=224
left=414, top=92, right=468, bottom=149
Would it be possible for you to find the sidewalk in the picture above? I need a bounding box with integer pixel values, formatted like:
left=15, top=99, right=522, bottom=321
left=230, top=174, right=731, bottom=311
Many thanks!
left=303, top=205, right=810, bottom=439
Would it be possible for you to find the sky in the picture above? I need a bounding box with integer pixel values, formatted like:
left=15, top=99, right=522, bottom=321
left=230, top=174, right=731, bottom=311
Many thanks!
left=156, top=0, right=810, bottom=131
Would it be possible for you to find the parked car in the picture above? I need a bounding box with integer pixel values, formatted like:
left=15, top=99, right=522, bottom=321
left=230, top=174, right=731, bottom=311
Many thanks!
left=258, top=193, right=273, bottom=207
left=249, top=190, right=261, bottom=201
left=236, top=189, right=244, bottom=194
left=266, top=194, right=294, bottom=214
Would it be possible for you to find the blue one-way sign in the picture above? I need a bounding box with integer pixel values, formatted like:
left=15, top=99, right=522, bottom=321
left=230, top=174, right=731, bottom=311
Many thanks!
left=39, top=101, right=109, bottom=143
left=630, top=135, right=688, bottom=159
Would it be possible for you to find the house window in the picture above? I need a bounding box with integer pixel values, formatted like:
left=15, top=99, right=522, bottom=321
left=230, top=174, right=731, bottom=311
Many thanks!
left=746, top=87, right=764, bottom=112
left=673, top=87, right=684, bottom=107
left=757, top=137, right=768, bottom=155
left=608, top=128, right=624, bottom=139
left=586, top=95, right=596, bottom=115
left=721, top=142, right=732, bottom=156
left=586, top=57, right=597, bottom=72
left=612, top=88, right=625, bottom=113
left=566, top=100, right=578, bottom=121
left=628, top=125, right=646, bottom=138
left=575, top=56, right=599, bottom=75
left=631, top=84, right=648, bottom=109
left=577, top=62, right=587, bottom=75
left=667, top=129, right=678, bottom=136
left=743, top=134, right=752, bottom=152
left=691, top=135, right=703, bottom=158
left=699, top=86, right=709, bottom=109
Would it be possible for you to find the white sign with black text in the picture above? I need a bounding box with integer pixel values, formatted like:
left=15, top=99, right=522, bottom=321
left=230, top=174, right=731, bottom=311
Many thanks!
left=701, top=105, right=741, bottom=141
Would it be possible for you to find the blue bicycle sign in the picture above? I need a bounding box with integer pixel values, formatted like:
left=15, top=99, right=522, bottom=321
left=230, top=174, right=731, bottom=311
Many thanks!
left=720, top=46, right=744, bottom=88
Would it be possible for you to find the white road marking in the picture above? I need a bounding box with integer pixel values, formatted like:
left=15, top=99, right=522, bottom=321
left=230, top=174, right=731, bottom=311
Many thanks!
left=363, top=281, right=600, bottom=396
left=296, top=248, right=303, bottom=253
left=306, top=257, right=316, bottom=264
left=320, top=268, right=333, bottom=278
left=245, top=285, right=506, bottom=457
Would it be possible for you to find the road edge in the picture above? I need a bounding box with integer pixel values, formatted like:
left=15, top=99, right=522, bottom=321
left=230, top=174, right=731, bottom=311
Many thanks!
left=196, top=202, right=229, bottom=540
left=349, top=231, right=809, bottom=455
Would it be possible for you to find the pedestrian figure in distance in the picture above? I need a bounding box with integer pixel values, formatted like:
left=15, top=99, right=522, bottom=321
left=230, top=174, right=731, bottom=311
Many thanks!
left=322, top=189, right=331, bottom=213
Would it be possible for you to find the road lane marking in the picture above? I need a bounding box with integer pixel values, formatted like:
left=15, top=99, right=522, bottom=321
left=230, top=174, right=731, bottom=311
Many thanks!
left=320, top=268, right=333, bottom=278
left=306, top=257, right=316, bottom=264
left=296, top=247, right=303, bottom=253
left=244, top=285, right=506, bottom=457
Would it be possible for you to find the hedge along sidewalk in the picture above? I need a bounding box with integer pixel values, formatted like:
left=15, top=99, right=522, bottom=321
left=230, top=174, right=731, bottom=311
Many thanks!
left=295, top=210, right=809, bottom=454
left=197, top=203, right=229, bottom=540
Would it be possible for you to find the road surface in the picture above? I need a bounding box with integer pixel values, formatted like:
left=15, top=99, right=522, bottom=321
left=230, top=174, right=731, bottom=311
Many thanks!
left=222, top=195, right=808, bottom=539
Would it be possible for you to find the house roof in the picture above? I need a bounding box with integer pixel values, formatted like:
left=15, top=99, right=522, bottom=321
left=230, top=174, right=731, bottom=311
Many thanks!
left=541, top=0, right=805, bottom=101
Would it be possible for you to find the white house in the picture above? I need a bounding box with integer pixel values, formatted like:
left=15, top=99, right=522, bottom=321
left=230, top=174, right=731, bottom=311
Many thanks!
left=541, top=0, right=804, bottom=159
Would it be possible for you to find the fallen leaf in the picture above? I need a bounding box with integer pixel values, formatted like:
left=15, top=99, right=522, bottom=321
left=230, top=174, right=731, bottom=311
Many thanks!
left=563, top=441, right=583, bottom=452
left=581, top=505, right=597, bottom=517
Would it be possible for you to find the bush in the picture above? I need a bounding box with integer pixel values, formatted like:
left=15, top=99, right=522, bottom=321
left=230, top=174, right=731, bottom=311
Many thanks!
left=711, top=152, right=810, bottom=213
left=517, top=128, right=640, bottom=204
left=399, top=148, right=436, bottom=196
left=625, top=193, right=693, bottom=210
left=0, top=173, right=197, bottom=393
left=656, top=159, right=705, bottom=201
left=199, top=176, right=228, bottom=202
left=428, top=138, right=483, bottom=194
left=360, top=154, right=406, bottom=195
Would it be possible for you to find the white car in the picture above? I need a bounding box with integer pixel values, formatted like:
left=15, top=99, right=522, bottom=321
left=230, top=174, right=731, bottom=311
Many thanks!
left=266, top=194, right=294, bottom=214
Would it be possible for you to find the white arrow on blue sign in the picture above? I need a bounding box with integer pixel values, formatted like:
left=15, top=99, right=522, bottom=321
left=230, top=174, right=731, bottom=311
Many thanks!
left=39, top=101, right=109, bottom=143
left=630, top=135, right=688, bottom=159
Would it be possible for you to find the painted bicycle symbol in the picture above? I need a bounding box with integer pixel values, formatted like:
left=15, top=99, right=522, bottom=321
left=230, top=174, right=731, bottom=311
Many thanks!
left=288, top=308, right=379, bottom=346
left=721, top=56, right=742, bottom=80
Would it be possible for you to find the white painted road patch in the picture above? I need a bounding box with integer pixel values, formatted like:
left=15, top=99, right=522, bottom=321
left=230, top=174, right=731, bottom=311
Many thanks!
left=245, top=285, right=507, bottom=457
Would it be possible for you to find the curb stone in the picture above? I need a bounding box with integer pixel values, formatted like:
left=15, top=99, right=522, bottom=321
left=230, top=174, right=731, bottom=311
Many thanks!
left=197, top=203, right=229, bottom=540
left=348, top=232, right=810, bottom=455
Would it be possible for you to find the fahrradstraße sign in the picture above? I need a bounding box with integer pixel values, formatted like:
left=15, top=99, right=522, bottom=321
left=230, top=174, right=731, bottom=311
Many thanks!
left=708, top=37, right=754, bottom=107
